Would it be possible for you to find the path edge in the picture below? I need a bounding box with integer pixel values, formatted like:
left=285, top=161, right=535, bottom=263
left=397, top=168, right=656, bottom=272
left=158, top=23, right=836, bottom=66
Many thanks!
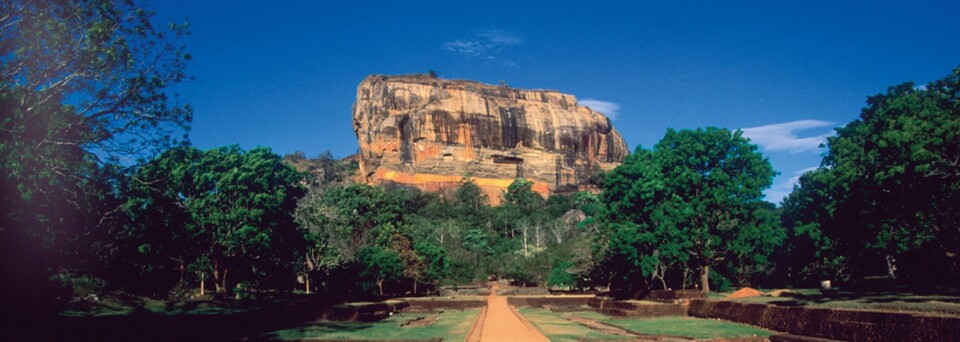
left=464, top=304, right=487, bottom=342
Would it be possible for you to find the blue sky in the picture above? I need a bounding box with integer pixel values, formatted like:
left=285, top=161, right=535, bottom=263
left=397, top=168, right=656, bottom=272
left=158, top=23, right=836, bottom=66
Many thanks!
left=151, top=1, right=960, bottom=204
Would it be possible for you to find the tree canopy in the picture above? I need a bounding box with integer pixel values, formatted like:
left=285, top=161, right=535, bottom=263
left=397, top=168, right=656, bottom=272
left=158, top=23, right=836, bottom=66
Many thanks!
left=121, top=146, right=304, bottom=294
left=784, top=66, right=960, bottom=284
left=599, top=127, right=780, bottom=293
left=1, top=0, right=191, bottom=313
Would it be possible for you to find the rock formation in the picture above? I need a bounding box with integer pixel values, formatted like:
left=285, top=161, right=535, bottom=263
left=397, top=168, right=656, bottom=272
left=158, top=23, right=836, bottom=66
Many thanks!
left=352, top=74, right=628, bottom=204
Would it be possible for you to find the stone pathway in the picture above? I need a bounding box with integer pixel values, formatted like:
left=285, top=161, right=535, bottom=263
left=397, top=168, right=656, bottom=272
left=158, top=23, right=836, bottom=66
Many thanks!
left=465, top=282, right=549, bottom=342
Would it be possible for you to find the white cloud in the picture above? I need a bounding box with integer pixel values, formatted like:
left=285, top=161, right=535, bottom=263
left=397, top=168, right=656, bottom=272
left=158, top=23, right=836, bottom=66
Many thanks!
left=442, top=40, right=488, bottom=56
left=765, top=166, right=819, bottom=204
left=475, top=30, right=524, bottom=45
left=741, top=120, right=834, bottom=154
left=443, top=30, right=522, bottom=61
left=580, top=99, right=621, bottom=120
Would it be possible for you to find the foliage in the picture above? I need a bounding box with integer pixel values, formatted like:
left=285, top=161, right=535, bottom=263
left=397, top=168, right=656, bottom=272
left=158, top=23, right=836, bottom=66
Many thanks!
left=358, top=247, right=404, bottom=295
left=283, top=150, right=357, bottom=189
left=0, top=0, right=190, bottom=314
left=503, top=178, right=544, bottom=212
left=120, top=146, right=304, bottom=294
left=784, top=66, right=960, bottom=284
left=778, top=168, right=848, bottom=284
left=547, top=261, right=577, bottom=288
left=598, top=127, right=779, bottom=293
left=455, top=177, right=487, bottom=209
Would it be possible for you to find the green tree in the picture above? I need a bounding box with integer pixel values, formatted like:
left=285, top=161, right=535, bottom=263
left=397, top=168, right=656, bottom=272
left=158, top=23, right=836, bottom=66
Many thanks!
left=123, top=146, right=305, bottom=294
left=786, top=67, right=960, bottom=283
left=413, top=241, right=448, bottom=290
left=359, top=247, right=404, bottom=295
left=294, top=183, right=406, bottom=294
left=724, top=202, right=785, bottom=287
left=779, top=168, right=847, bottom=285
left=600, top=128, right=777, bottom=292
left=503, top=178, right=544, bottom=212
left=1, top=0, right=190, bottom=313
left=455, top=177, right=488, bottom=210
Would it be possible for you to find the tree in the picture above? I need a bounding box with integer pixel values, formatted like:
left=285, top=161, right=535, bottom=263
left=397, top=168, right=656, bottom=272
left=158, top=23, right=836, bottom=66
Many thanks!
left=779, top=168, right=847, bottom=285
left=359, top=247, right=404, bottom=296
left=123, top=146, right=305, bottom=294
left=455, top=177, right=487, bottom=210
left=599, top=128, right=777, bottom=292
left=1, top=0, right=190, bottom=314
left=503, top=178, right=543, bottom=212
left=413, top=240, right=448, bottom=291
left=547, top=261, right=577, bottom=289
left=786, top=67, right=960, bottom=284
left=294, top=189, right=350, bottom=294
left=724, top=202, right=785, bottom=287
left=1, top=0, right=191, bottom=159
left=294, top=183, right=407, bottom=294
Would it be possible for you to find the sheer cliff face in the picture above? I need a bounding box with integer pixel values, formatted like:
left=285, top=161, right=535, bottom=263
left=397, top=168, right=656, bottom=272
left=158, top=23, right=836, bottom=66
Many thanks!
left=353, top=75, right=628, bottom=204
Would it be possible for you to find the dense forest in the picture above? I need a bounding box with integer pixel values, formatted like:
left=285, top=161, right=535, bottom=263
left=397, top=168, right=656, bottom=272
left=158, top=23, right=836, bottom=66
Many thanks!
left=2, top=0, right=959, bottom=319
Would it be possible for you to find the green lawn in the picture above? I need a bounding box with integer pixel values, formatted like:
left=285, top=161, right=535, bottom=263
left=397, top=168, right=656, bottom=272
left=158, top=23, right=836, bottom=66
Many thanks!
left=572, top=312, right=774, bottom=339
left=518, top=308, right=629, bottom=342
left=61, top=296, right=269, bottom=317
left=728, top=289, right=960, bottom=316
left=266, top=308, right=479, bottom=341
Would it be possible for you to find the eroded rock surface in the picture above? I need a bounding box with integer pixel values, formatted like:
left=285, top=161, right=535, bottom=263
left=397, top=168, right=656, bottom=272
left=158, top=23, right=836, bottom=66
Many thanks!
left=353, top=74, right=627, bottom=203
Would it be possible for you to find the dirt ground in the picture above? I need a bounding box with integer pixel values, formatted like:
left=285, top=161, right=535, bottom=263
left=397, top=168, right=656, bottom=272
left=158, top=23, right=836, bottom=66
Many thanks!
left=466, top=282, right=549, bottom=342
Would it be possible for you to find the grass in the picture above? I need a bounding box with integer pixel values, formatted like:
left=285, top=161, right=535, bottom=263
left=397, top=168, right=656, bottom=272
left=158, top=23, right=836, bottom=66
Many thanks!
left=727, top=288, right=960, bottom=316
left=61, top=295, right=270, bottom=317
left=518, top=308, right=629, bottom=342
left=266, top=308, right=479, bottom=341
left=402, top=295, right=487, bottom=301
left=571, top=312, right=774, bottom=339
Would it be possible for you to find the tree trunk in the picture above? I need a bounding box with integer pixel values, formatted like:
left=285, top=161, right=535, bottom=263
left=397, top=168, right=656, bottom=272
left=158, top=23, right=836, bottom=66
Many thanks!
left=305, top=273, right=311, bottom=294
left=200, top=273, right=205, bottom=296
left=886, top=255, right=897, bottom=279
left=413, top=279, right=418, bottom=295
left=213, top=259, right=222, bottom=293
left=700, top=265, right=711, bottom=293
left=222, top=268, right=229, bottom=294
left=377, top=278, right=384, bottom=296
left=522, top=227, right=528, bottom=252
left=177, top=257, right=185, bottom=289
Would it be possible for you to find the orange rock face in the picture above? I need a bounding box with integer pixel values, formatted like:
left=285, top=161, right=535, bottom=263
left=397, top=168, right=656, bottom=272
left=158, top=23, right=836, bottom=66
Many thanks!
left=352, top=74, right=628, bottom=204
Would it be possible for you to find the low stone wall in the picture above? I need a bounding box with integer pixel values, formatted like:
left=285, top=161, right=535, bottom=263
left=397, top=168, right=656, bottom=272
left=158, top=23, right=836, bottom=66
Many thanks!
left=438, top=286, right=490, bottom=297
left=506, top=296, right=593, bottom=308
left=316, top=301, right=409, bottom=322
left=688, top=299, right=960, bottom=341
left=587, top=297, right=687, bottom=317
left=646, top=290, right=706, bottom=303
left=404, top=298, right=486, bottom=312
left=497, top=286, right=550, bottom=296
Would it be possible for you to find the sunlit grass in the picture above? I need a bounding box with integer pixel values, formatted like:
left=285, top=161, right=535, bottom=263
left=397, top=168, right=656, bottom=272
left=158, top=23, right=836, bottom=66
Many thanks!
left=571, top=314, right=774, bottom=339
left=267, top=308, right=479, bottom=341
left=518, top=308, right=629, bottom=342
left=729, top=289, right=960, bottom=316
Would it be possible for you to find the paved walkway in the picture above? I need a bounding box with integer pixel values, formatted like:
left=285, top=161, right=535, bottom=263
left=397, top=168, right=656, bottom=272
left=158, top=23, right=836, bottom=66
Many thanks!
left=466, top=282, right=549, bottom=342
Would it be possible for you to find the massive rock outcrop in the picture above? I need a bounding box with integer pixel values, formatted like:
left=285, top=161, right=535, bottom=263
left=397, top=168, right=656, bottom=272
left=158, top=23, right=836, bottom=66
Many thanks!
left=353, top=74, right=628, bottom=204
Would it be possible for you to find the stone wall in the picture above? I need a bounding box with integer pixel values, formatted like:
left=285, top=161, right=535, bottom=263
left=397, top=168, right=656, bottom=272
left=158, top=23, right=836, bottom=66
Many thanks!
left=688, top=299, right=960, bottom=341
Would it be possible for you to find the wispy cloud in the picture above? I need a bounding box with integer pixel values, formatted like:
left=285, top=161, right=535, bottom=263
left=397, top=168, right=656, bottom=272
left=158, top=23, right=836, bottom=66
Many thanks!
left=580, top=99, right=621, bottom=120
left=443, top=30, right=522, bottom=64
left=741, top=120, right=834, bottom=154
left=765, top=166, right=819, bottom=204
